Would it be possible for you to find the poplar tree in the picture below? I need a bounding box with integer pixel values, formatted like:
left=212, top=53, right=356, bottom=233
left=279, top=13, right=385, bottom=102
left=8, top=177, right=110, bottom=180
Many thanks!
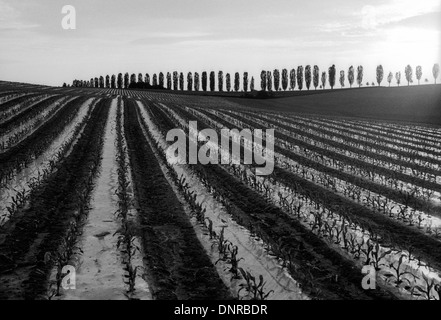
left=416, top=66, right=422, bottom=85
left=348, top=66, right=354, bottom=88
left=290, top=69, right=296, bottom=90
left=210, top=71, right=215, bottom=91
left=159, top=72, right=164, bottom=87
left=117, top=73, right=123, bottom=89
left=218, top=71, right=224, bottom=92
left=387, top=72, right=393, bottom=87
left=282, top=68, right=288, bottom=91
left=297, top=66, right=304, bottom=90
left=267, top=71, right=272, bottom=91
left=321, top=72, right=327, bottom=89
left=273, top=69, right=280, bottom=91
left=339, top=70, right=345, bottom=88
left=260, top=71, right=267, bottom=91
left=194, top=72, right=199, bottom=91
left=234, top=72, right=240, bottom=92
left=433, top=63, right=440, bottom=84
left=376, top=65, right=384, bottom=86
left=167, top=72, right=172, bottom=89
left=179, top=72, right=184, bottom=90
left=202, top=71, right=208, bottom=91
left=356, top=66, right=363, bottom=88
left=187, top=72, right=193, bottom=91
left=328, top=65, right=336, bottom=89
left=305, top=65, right=312, bottom=90
left=173, top=72, right=178, bottom=90
left=226, top=73, right=231, bottom=92
left=405, top=65, right=413, bottom=85
left=243, top=72, right=248, bottom=92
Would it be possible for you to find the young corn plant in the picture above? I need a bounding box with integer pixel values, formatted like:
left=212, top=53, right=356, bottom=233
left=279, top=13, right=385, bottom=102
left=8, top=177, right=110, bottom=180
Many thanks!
left=413, top=271, right=439, bottom=300
left=385, top=254, right=414, bottom=287
left=371, top=243, right=391, bottom=271
left=238, top=268, right=274, bottom=300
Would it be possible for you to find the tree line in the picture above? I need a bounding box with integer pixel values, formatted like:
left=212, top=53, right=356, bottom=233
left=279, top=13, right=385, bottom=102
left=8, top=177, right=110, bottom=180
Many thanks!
left=69, top=63, right=440, bottom=90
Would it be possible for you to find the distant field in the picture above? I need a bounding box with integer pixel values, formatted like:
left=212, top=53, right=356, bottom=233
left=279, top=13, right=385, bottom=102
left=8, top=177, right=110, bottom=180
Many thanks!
left=227, top=85, right=441, bottom=126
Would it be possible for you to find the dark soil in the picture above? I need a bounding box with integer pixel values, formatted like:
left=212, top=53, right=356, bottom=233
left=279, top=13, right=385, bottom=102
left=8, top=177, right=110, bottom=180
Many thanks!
left=0, top=99, right=110, bottom=299
left=123, top=98, right=231, bottom=300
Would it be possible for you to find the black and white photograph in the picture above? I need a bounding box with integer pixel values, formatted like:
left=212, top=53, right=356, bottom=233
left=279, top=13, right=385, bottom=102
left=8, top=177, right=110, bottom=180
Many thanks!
left=0, top=0, right=440, bottom=310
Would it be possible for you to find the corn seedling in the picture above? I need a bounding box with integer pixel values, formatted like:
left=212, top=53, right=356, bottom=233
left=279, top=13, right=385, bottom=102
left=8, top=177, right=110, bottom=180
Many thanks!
left=238, top=268, right=274, bottom=300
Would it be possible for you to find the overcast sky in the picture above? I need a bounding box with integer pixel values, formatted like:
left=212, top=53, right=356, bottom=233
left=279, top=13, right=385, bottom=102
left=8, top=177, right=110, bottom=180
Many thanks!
left=0, top=0, right=440, bottom=86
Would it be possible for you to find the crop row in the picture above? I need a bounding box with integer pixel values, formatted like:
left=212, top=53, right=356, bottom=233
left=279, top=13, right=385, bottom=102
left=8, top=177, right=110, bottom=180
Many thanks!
left=0, top=98, right=110, bottom=299
left=159, top=102, right=440, bottom=297
left=0, top=96, right=91, bottom=187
